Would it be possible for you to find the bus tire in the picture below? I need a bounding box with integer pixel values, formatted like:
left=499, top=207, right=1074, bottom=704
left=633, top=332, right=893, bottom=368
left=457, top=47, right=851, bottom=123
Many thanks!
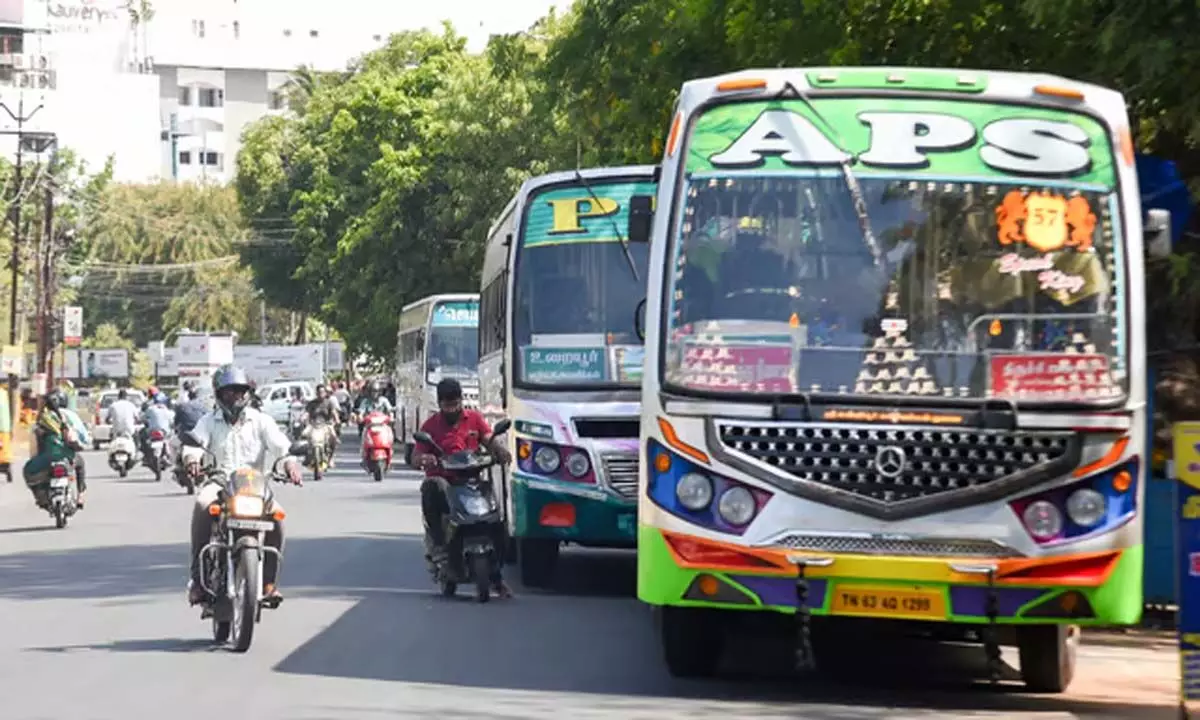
left=517, top=538, right=558, bottom=588
left=1017, top=624, right=1078, bottom=693
left=659, top=606, right=722, bottom=678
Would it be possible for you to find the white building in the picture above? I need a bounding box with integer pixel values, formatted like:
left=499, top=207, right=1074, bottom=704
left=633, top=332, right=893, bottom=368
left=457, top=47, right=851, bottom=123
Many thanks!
left=0, top=0, right=571, bottom=184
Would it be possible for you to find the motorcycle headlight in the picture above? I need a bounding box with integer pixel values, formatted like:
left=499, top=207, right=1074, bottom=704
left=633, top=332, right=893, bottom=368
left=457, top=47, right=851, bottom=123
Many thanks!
left=463, top=495, right=491, bottom=516
left=565, top=451, right=590, bottom=478
left=676, top=472, right=714, bottom=511
left=534, top=446, right=560, bottom=473
left=230, top=495, right=265, bottom=518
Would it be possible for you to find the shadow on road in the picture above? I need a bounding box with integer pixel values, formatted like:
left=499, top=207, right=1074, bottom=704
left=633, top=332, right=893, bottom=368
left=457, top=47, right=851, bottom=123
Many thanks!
left=25, top=637, right=217, bottom=654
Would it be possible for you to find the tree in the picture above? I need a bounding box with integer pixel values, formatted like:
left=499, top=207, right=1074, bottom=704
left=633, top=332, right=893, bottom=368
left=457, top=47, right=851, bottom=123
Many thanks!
left=74, top=182, right=261, bottom=346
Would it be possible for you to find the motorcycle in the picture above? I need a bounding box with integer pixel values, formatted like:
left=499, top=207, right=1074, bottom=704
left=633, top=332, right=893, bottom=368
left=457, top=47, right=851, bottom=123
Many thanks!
left=288, top=401, right=307, bottom=441
left=193, top=438, right=309, bottom=653
left=304, top=420, right=334, bottom=482
left=361, top=410, right=394, bottom=483
left=107, top=434, right=138, bottom=478
left=45, top=459, right=80, bottom=529
left=176, top=444, right=207, bottom=494
left=144, top=427, right=171, bottom=482
left=413, top=418, right=511, bottom=603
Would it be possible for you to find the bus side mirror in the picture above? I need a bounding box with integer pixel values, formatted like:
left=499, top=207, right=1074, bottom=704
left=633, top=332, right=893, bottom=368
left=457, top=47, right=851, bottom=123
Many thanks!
left=634, top=297, right=646, bottom=342
left=1145, top=208, right=1172, bottom=258
left=628, top=195, right=654, bottom=244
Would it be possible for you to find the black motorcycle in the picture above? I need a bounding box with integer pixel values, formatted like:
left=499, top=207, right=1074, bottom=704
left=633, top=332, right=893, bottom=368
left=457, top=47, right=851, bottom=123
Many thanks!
left=413, top=418, right=511, bottom=603
left=189, top=435, right=309, bottom=652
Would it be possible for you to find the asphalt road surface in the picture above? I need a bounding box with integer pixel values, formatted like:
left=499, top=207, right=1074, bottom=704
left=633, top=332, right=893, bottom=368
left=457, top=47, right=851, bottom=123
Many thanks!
left=0, top=433, right=1177, bottom=719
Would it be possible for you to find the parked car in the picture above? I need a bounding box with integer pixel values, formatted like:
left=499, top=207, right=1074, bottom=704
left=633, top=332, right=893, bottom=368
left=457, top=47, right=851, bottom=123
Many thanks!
left=89, top=388, right=146, bottom=449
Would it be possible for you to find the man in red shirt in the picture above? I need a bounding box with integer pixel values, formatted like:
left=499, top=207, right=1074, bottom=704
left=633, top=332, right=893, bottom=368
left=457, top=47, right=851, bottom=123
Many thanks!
left=412, top=379, right=512, bottom=593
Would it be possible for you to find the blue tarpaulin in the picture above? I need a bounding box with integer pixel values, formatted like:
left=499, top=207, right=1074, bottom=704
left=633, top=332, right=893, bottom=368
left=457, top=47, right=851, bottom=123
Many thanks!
left=1136, top=154, right=1193, bottom=248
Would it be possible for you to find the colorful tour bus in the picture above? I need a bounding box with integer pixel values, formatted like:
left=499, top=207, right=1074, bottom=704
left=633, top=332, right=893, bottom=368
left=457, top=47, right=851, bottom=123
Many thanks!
left=395, top=293, right=480, bottom=464
left=479, top=166, right=658, bottom=587
left=632, top=67, right=1173, bottom=692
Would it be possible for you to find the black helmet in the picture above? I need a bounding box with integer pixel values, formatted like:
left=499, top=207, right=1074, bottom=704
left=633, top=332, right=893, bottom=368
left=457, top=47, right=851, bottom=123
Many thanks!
left=45, top=388, right=67, bottom=410
left=212, top=364, right=253, bottom=423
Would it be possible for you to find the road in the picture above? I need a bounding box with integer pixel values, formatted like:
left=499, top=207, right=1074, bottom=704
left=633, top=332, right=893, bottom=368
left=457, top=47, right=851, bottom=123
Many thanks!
left=0, top=434, right=1178, bottom=720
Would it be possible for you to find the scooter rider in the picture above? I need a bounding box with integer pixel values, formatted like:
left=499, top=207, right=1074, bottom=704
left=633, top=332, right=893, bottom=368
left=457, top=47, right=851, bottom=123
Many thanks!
left=186, top=364, right=303, bottom=607
left=411, top=378, right=512, bottom=595
left=305, top=384, right=340, bottom=456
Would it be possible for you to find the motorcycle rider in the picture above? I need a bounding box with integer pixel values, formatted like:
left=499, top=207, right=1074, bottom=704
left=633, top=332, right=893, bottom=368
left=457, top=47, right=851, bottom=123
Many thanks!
left=186, top=364, right=303, bottom=607
left=28, top=389, right=86, bottom=508
left=411, top=378, right=513, bottom=597
left=105, top=388, right=140, bottom=448
left=142, top=393, right=174, bottom=466
left=172, top=387, right=208, bottom=475
left=354, top=380, right=393, bottom=437
left=305, top=384, right=340, bottom=459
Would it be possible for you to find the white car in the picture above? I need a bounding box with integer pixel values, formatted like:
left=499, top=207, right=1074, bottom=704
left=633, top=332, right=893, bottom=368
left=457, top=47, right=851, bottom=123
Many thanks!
left=89, top=389, right=146, bottom=449
left=260, top=381, right=316, bottom=424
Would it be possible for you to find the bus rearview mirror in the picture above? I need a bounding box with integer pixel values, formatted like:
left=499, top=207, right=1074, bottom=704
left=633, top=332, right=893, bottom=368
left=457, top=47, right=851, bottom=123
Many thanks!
left=1145, top=208, right=1172, bottom=258
left=628, top=195, right=654, bottom=244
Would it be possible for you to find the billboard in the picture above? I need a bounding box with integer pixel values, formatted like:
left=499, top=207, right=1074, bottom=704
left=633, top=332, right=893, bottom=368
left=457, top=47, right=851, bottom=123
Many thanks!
left=42, top=348, right=130, bottom=379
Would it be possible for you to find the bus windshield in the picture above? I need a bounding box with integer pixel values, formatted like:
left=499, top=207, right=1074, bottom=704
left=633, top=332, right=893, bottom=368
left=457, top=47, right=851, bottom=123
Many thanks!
left=664, top=99, right=1126, bottom=405
left=428, top=301, right=479, bottom=382
left=513, top=179, right=655, bottom=387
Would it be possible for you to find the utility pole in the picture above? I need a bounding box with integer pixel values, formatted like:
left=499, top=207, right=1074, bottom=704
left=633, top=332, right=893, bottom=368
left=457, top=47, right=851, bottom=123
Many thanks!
left=1, top=97, right=44, bottom=436
left=39, top=177, right=53, bottom=387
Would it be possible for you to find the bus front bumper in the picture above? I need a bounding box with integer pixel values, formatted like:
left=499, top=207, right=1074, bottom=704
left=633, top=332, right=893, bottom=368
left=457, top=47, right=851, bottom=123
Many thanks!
left=637, top=527, right=1144, bottom=626
left=511, top=472, right=636, bottom=547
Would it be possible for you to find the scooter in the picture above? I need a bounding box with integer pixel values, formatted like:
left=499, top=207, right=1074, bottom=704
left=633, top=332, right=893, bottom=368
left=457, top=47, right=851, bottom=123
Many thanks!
left=144, top=427, right=171, bottom=482
left=304, top=420, right=334, bottom=482
left=108, top=433, right=138, bottom=479
left=413, top=418, right=511, bottom=602
left=361, top=410, right=394, bottom=483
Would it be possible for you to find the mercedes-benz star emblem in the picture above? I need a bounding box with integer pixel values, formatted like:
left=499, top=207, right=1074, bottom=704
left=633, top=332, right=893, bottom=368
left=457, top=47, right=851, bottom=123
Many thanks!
left=874, top=445, right=907, bottom=479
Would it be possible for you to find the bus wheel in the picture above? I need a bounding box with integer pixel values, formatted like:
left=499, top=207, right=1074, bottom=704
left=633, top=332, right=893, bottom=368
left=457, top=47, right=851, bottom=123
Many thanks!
left=1017, top=624, right=1078, bottom=693
left=517, top=538, right=558, bottom=588
left=659, top=606, right=723, bottom=678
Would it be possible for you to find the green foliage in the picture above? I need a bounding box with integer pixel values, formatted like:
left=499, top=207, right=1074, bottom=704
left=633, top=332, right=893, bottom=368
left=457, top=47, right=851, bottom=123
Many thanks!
left=75, top=182, right=263, bottom=346
left=235, top=0, right=1200, bottom=366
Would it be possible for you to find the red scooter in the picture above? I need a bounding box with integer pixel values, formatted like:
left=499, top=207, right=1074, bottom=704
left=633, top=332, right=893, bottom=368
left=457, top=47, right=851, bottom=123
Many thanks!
left=361, top=410, right=394, bottom=482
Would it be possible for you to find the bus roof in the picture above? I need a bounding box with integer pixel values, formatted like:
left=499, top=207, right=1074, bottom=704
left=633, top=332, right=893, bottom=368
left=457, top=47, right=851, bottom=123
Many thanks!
left=399, top=293, right=479, bottom=314
left=485, top=165, right=658, bottom=240
left=675, top=67, right=1128, bottom=126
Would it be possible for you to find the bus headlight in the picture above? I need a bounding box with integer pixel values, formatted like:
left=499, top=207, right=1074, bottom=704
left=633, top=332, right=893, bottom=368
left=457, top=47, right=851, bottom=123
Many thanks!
left=676, top=473, right=713, bottom=511
left=717, top=486, right=756, bottom=526
left=1065, top=489, right=1106, bottom=527
left=1021, top=500, right=1063, bottom=541
left=565, top=451, right=590, bottom=478
left=533, top=446, right=561, bottom=474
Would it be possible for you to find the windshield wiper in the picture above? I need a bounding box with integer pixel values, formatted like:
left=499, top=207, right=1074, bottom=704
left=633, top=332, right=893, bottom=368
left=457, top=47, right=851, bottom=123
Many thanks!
left=774, top=82, right=883, bottom=268
left=574, top=169, right=640, bottom=283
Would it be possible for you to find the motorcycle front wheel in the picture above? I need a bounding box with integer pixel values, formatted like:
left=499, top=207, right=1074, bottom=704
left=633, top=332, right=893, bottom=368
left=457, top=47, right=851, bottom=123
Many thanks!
left=54, top=502, right=68, bottom=529
left=231, top=548, right=260, bottom=653
left=471, top=554, right=491, bottom=603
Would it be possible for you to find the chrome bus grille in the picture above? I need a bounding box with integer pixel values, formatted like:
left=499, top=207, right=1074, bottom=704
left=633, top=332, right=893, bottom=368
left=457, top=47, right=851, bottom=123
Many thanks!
left=601, top=453, right=639, bottom=500
left=716, top=421, right=1073, bottom=504
left=770, top=533, right=1023, bottom=558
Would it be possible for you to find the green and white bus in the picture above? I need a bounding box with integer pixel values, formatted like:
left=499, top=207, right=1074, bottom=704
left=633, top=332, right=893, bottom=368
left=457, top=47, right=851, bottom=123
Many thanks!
left=395, top=293, right=480, bottom=463
left=479, top=166, right=657, bottom=587
left=633, top=67, right=1172, bottom=691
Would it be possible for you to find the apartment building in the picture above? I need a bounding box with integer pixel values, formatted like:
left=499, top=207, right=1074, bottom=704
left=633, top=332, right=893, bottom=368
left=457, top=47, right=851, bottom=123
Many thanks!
left=0, top=0, right=571, bottom=184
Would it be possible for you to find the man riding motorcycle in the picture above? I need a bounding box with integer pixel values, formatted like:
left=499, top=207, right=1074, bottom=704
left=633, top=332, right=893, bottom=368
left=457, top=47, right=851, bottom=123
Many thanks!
left=27, top=389, right=87, bottom=508
left=411, top=378, right=513, bottom=597
left=305, top=384, right=340, bottom=458
left=105, top=388, right=140, bottom=449
left=142, top=393, right=174, bottom=465
left=186, top=364, right=303, bottom=607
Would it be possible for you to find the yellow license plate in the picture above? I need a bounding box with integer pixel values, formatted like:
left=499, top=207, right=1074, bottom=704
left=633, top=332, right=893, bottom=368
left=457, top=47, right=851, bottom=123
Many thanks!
left=829, top=584, right=946, bottom=620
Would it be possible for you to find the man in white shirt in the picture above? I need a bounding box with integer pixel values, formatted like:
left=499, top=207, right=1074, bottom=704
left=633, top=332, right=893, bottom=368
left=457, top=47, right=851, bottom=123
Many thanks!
left=104, top=389, right=140, bottom=439
left=187, top=365, right=303, bottom=607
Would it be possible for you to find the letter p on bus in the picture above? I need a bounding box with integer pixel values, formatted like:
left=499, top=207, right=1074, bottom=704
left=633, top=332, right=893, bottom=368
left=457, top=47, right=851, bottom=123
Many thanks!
left=548, top=197, right=619, bottom=234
